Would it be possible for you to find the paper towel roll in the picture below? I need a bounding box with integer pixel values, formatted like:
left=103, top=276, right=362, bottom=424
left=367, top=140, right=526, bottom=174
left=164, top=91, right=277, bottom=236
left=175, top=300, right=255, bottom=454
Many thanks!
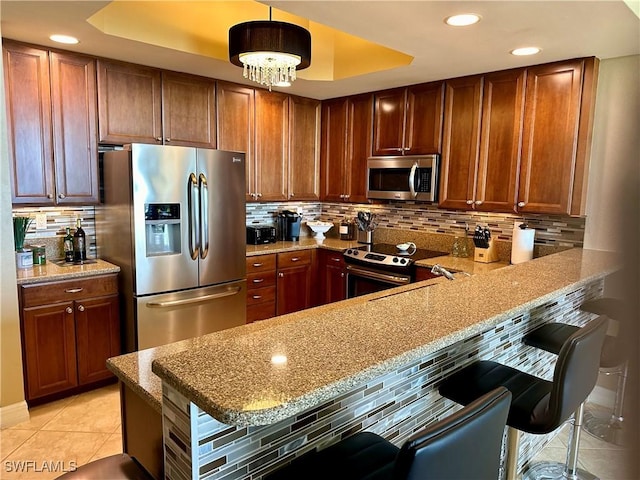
left=511, top=222, right=535, bottom=264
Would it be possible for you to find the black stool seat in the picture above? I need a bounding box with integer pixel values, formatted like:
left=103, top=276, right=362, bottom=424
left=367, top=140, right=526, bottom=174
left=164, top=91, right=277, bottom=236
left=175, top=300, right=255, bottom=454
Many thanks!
left=55, top=454, right=153, bottom=480
left=267, top=387, right=511, bottom=480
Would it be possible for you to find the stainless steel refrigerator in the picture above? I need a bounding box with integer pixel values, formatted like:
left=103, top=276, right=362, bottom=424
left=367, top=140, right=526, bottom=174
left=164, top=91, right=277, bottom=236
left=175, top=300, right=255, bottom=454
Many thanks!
left=98, top=144, right=246, bottom=351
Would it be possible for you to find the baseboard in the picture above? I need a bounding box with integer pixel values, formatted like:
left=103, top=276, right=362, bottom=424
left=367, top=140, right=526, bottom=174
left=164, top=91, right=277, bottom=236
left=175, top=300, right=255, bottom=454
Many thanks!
left=0, top=401, right=29, bottom=428
left=588, top=385, right=615, bottom=408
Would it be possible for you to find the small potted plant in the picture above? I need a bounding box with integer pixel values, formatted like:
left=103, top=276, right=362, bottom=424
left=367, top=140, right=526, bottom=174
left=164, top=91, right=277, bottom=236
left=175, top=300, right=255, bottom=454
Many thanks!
left=13, top=216, right=33, bottom=268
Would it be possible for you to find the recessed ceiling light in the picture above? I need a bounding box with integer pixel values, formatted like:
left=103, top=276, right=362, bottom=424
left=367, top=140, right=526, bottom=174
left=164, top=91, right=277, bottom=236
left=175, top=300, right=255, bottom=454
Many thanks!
left=49, top=34, right=79, bottom=45
left=445, top=14, right=481, bottom=27
left=511, top=47, right=541, bottom=56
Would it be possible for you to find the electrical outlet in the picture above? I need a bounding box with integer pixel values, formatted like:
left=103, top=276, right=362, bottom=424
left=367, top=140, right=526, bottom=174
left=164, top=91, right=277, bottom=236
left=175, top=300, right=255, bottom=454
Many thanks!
left=35, top=213, right=47, bottom=230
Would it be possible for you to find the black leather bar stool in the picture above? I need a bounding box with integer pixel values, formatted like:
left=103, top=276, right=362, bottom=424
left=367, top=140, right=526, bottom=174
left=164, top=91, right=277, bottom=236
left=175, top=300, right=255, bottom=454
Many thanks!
left=55, top=454, right=153, bottom=480
left=523, top=297, right=629, bottom=445
left=266, top=387, right=511, bottom=480
left=439, top=315, right=608, bottom=480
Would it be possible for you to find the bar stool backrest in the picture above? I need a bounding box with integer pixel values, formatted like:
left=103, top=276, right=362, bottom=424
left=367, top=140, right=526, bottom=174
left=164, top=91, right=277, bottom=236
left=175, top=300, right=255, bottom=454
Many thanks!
left=392, top=387, right=511, bottom=480
left=547, top=315, right=608, bottom=430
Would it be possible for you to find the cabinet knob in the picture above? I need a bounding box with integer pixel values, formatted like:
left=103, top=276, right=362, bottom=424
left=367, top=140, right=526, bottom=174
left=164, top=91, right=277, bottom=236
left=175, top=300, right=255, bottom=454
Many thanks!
left=66, top=306, right=73, bottom=314
left=341, top=273, right=345, bottom=278
left=403, top=147, right=410, bottom=151
left=475, top=200, right=483, bottom=205
left=517, top=201, right=526, bottom=207
left=278, top=272, right=284, bottom=278
left=466, top=200, right=474, bottom=205
left=77, top=305, right=85, bottom=312
left=58, top=193, right=65, bottom=199
left=345, top=194, right=350, bottom=199
left=290, top=193, right=295, bottom=198
left=257, top=193, right=262, bottom=198
left=156, top=137, right=162, bottom=142
left=47, top=194, right=54, bottom=199
left=165, top=138, right=171, bottom=143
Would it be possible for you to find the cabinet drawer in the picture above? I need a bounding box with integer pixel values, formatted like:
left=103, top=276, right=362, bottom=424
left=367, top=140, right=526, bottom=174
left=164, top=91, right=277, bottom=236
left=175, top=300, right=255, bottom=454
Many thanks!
left=21, top=274, right=118, bottom=308
left=247, top=271, right=276, bottom=289
left=246, top=286, right=276, bottom=306
left=277, top=250, right=312, bottom=268
left=246, top=254, right=277, bottom=273
left=323, top=251, right=345, bottom=266
left=247, top=301, right=276, bottom=323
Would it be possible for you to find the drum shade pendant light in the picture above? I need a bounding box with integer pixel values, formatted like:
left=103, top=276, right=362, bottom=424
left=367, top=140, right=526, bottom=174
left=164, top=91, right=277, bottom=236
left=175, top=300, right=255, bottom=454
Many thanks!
left=229, top=7, right=311, bottom=90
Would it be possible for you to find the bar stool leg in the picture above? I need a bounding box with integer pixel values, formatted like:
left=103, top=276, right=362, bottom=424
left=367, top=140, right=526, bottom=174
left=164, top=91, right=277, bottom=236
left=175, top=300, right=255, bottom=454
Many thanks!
left=504, top=428, right=521, bottom=480
left=583, top=361, right=627, bottom=445
left=524, top=403, right=598, bottom=480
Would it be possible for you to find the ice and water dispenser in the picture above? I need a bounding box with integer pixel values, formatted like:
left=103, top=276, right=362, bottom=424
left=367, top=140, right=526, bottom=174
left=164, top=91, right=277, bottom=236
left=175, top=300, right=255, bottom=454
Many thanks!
left=145, top=204, right=181, bottom=256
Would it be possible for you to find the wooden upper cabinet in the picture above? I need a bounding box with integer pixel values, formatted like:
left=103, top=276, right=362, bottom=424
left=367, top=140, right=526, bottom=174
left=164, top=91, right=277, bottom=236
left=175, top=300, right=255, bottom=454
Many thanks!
left=320, top=94, right=372, bottom=203
left=439, top=75, right=483, bottom=210
left=518, top=59, right=591, bottom=215
left=372, top=82, right=444, bottom=156
left=97, top=59, right=162, bottom=144
left=255, top=90, right=288, bottom=201
left=476, top=69, right=526, bottom=213
left=346, top=93, right=373, bottom=203
left=288, top=96, right=321, bottom=200
left=216, top=81, right=255, bottom=200
left=162, top=71, right=216, bottom=148
left=3, top=41, right=98, bottom=205
left=320, top=97, right=349, bottom=202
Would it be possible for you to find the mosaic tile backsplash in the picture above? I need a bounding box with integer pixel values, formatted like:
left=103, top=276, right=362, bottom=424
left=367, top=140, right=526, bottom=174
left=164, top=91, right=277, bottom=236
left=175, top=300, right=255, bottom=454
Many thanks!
left=13, top=201, right=585, bottom=261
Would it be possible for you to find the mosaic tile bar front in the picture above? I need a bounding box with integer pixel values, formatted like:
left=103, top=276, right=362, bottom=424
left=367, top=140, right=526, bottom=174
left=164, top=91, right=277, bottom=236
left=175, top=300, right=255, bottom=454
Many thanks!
left=161, top=280, right=603, bottom=480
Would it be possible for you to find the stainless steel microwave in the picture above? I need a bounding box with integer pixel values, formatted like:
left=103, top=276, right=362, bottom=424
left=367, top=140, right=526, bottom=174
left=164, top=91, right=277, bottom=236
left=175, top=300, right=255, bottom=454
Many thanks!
left=366, top=155, right=439, bottom=201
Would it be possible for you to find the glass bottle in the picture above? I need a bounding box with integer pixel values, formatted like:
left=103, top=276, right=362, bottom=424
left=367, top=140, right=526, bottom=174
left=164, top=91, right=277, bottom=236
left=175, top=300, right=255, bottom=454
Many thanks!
left=64, top=227, right=74, bottom=262
left=73, top=218, right=86, bottom=261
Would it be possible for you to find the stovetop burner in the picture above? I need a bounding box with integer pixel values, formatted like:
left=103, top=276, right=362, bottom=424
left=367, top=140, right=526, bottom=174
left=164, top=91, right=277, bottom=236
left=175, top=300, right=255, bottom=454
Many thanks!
left=343, top=243, right=447, bottom=269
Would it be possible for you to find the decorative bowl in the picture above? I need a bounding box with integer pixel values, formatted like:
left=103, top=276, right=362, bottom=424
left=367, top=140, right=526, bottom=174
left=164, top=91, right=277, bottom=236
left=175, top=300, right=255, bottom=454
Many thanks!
left=307, top=221, right=333, bottom=240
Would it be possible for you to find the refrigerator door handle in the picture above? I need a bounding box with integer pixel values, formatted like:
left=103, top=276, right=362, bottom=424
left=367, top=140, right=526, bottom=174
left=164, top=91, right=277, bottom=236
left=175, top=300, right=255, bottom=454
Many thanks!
left=187, top=173, right=199, bottom=260
left=145, top=286, right=242, bottom=308
left=199, top=173, right=209, bottom=259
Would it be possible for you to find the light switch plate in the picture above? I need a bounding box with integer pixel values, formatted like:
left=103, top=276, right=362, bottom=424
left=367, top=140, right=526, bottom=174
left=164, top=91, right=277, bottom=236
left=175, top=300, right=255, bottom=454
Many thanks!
left=35, top=213, right=47, bottom=230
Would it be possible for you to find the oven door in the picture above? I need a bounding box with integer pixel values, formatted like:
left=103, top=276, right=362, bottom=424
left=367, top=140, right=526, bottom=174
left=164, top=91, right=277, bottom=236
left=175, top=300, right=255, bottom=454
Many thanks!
left=345, top=264, right=412, bottom=298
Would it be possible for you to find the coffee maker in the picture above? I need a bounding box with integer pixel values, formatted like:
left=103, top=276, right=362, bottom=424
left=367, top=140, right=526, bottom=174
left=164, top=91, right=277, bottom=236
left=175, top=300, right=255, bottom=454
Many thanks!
left=278, top=210, right=301, bottom=241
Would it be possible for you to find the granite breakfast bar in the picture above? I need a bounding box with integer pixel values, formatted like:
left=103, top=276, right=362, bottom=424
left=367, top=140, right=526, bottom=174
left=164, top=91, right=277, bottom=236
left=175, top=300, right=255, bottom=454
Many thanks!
left=108, top=248, right=619, bottom=480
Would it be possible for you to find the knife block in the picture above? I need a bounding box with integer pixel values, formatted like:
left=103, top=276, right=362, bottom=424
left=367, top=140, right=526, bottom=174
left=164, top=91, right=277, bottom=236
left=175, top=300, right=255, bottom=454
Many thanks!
left=474, top=239, right=499, bottom=263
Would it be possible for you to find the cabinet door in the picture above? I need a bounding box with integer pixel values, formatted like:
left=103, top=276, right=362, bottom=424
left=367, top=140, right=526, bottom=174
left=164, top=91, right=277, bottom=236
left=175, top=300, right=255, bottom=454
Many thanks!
left=75, top=295, right=120, bottom=385
left=405, top=82, right=444, bottom=155
left=372, top=87, right=406, bottom=156
left=346, top=93, right=373, bottom=203
left=439, top=76, right=483, bottom=210
left=320, top=98, right=349, bottom=202
left=50, top=51, right=99, bottom=204
left=475, top=69, right=526, bottom=213
left=255, top=90, right=288, bottom=201
left=217, top=82, right=255, bottom=200
left=277, top=264, right=312, bottom=315
left=97, top=59, right=162, bottom=144
left=289, top=96, right=321, bottom=200
left=318, top=250, right=346, bottom=305
left=162, top=72, right=216, bottom=148
left=22, top=303, right=78, bottom=400
left=518, top=60, right=584, bottom=214
left=3, top=42, right=55, bottom=204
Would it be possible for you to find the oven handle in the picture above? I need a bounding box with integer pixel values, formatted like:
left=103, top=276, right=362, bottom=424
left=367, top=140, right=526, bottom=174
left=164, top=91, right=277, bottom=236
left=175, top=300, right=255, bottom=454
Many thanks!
left=345, top=264, right=411, bottom=285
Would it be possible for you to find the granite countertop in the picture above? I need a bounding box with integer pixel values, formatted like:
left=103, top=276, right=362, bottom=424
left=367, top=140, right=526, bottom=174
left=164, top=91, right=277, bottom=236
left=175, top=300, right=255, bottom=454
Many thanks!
left=246, top=237, right=360, bottom=256
left=16, top=259, right=121, bottom=285
left=142, top=248, right=619, bottom=426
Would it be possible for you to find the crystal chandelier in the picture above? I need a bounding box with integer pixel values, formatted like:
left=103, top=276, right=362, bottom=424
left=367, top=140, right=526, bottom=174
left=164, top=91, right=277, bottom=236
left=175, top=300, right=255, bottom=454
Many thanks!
left=229, top=7, right=311, bottom=90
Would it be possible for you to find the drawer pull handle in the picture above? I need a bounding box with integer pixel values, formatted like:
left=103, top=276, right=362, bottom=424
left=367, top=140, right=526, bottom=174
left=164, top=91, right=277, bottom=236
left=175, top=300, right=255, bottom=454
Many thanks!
left=252, top=263, right=263, bottom=267
left=291, top=257, right=300, bottom=262
left=66, top=307, right=73, bottom=314
left=253, top=278, right=265, bottom=283
left=77, top=305, right=85, bottom=312
left=65, top=288, right=83, bottom=293
left=331, top=257, right=341, bottom=262
left=252, top=295, right=262, bottom=300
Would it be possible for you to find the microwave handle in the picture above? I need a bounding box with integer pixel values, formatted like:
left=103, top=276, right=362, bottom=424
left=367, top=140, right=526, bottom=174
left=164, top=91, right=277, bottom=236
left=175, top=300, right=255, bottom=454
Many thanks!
left=408, top=162, right=418, bottom=198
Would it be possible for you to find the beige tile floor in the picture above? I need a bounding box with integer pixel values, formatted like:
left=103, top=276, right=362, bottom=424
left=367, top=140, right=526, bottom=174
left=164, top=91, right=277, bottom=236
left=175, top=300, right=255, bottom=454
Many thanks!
left=0, top=384, right=637, bottom=479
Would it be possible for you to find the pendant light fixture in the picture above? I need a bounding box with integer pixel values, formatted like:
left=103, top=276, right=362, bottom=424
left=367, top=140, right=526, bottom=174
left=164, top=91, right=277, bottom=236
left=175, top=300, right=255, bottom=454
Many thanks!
left=229, top=7, right=311, bottom=90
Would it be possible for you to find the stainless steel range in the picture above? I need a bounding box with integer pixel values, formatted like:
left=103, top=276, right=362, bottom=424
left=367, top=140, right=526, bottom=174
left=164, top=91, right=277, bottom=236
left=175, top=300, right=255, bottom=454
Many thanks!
left=343, top=243, right=447, bottom=298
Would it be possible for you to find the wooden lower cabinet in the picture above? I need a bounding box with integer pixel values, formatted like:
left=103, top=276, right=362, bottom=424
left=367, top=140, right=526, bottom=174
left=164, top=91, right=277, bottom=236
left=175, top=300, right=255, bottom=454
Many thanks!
left=318, top=249, right=347, bottom=305
left=246, top=254, right=277, bottom=323
left=276, top=250, right=313, bottom=316
left=19, top=274, right=120, bottom=404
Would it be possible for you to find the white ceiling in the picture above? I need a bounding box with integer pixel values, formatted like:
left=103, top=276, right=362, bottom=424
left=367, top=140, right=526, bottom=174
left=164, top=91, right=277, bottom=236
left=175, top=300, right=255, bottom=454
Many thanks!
left=1, top=1, right=639, bottom=100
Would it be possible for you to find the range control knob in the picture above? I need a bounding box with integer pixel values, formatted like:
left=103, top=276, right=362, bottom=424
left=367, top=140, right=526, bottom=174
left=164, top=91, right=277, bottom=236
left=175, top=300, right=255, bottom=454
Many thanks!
left=392, top=257, right=399, bottom=263
left=400, top=258, right=407, bottom=264
left=346, top=249, right=352, bottom=255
